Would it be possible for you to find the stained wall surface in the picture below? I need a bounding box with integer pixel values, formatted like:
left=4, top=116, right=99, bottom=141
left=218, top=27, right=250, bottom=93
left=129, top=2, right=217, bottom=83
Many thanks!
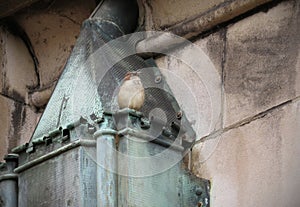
left=0, top=0, right=96, bottom=159
left=155, top=0, right=300, bottom=206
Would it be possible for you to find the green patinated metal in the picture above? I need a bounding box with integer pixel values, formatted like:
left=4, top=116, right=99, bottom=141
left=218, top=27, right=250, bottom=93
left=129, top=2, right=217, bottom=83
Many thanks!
left=101, top=110, right=210, bottom=207
left=0, top=154, right=18, bottom=207
left=8, top=4, right=210, bottom=205
left=12, top=103, right=210, bottom=206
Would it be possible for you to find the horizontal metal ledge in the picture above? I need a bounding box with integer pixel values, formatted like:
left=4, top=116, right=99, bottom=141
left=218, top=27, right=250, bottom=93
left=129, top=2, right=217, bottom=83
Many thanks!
left=118, top=128, right=184, bottom=152
left=14, top=139, right=96, bottom=173
left=94, top=129, right=118, bottom=138
left=0, top=173, right=18, bottom=182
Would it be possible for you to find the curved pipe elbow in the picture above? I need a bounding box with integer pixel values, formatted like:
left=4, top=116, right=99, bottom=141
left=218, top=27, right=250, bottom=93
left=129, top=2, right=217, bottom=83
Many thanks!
left=93, top=0, right=139, bottom=36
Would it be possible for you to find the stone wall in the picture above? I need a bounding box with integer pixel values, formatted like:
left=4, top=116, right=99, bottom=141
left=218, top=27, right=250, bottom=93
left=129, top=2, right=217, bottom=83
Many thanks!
left=155, top=0, right=300, bottom=206
left=0, top=0, right=96, bottom=159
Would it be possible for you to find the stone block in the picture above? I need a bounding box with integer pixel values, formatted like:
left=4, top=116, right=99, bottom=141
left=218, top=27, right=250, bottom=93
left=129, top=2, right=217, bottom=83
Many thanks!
left=15, top=0, right=95, bottom=87
left=0, top=32, right=3, bottom=94
left=196, top=32, right=224, bottom=75
left=0, top=26, right=38, bottom=103
left=143, top=0, right=226, bottom=29
left=0, top=0, right=40, bottom=18
left=143, top=0, right=272, bottom=38
left=192, top=99, right=300, bottom=207
left=0, top=95, right=40, bottom=160
left=155, top=32, right=223, bottom=139
left=0, top=95, right=11, bottom=160
left=224, top=0, right=300, bottom=127
left=18, top=106, right=41, bottom=145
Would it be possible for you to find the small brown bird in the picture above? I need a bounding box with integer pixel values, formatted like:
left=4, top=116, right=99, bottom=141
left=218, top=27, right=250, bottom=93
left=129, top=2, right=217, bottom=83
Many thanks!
left=117, top=71, right=145, bottom=110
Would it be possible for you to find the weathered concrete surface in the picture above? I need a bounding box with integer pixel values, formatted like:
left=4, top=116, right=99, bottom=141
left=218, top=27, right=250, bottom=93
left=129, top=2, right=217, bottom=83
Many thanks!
left=15, top=0, right=95, bottom=87
left=224, top=0, right=300, bottom=127
left=192, top=99, right=300, bottom=207
left=155, top=32, right=223, bottom=139
left=0, top=26, right=38, bottom=103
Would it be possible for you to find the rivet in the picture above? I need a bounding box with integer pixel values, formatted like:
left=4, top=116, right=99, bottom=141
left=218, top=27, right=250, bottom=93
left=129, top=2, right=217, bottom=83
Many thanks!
left=176, top=111, right=183, bottom=120
left=155, top=75, right=161, bottom=83
left=140, top=117, right=150, bottom=129
left=195, top=187, right=203, bottom=196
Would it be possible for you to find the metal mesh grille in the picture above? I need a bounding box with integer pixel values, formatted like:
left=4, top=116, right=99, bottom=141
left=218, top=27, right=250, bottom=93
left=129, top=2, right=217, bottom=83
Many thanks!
left=23, top=17, right=206, bottom=207
left=30, top=19, right=189, bottom=143
left=97, top=57, right=180, bottom=128
left=31, top=19, right=112, bottom=141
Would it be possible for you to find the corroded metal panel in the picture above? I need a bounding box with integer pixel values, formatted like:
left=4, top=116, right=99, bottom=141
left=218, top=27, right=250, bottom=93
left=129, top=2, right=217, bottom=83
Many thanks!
left=118, top=136, right=183, bottom=206
left=117, top=134, right=209, bottom=207
left=111, top=110, right=209, bottom=207
left=17, top=145, right=97, bottom=207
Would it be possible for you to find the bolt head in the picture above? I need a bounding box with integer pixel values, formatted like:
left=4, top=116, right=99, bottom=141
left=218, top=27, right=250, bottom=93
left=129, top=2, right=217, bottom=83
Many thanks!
left=155, top=75, right=162, bottom=83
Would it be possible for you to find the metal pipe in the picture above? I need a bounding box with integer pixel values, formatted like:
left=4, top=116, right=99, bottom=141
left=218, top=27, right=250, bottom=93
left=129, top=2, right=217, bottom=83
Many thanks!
left=92, top=0, right=139, bottom=38
left=94, top=116, right=117, bottom=207
left=136, top=0, right=273, bottom=53
left=14, top=140, right=96, bottom=173
left=0, top=154, right=18, bottom=207
left=95, top=130, right=117, bottom=207
left=135, top=32, right=187, bottom=55
left=25, top=0, right=139, bottom=111
left=89, top=1, right=139, bottom=206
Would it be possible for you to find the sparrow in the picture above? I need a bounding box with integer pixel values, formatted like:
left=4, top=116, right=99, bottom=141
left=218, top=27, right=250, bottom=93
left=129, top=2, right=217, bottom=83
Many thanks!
left=117, top=71, right=145, bottom=110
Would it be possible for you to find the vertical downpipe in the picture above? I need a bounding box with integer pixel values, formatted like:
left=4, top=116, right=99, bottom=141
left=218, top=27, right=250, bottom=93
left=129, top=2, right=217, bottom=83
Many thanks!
left=0, top=154, right=18, bottom=207
left=90, top=0, right=139, bottom=206
left=94, top=113, right=117, bottom=207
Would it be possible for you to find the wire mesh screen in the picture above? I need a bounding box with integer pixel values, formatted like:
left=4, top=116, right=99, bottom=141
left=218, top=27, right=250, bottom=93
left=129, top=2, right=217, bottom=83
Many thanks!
left=22, top=17, right=207, bottom=207
left=30, top=19, right=106, bottom=141
left=30, top=18, right=195, bottom=147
